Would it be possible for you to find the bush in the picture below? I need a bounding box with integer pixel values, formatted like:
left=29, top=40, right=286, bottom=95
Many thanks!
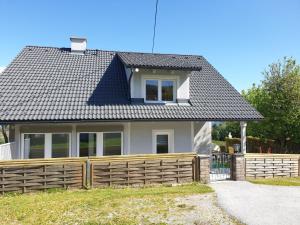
left=225, top=136, right=283, bottom=153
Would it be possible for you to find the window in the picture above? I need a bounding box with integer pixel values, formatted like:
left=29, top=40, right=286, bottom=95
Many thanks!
left=24, top=134, right=45, bottom=159
left=144, top=79, right=175, bottom=103
left=156, top=134, right=169, bottom=154
left=103, top=132, right=122, bottom=156
left=152, top=130, right=174, bottom=154
left=162, top=80, right=174, bottom=101
left=78, top=132, right=123, bottom=157
left=145, top=80, right=158, bottom=101
left=23, top=133, right=71, bottom=159
left=52, top=134, right=70, bottom=158
left=79, top=133, right=96, bottom=157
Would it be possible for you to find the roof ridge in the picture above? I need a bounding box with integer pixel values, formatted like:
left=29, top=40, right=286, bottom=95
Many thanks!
left=25, top=45, right=116, bottom=53
left=24, top=45, right=203, bottom=58
left=118, top=50, right=203, bottom=58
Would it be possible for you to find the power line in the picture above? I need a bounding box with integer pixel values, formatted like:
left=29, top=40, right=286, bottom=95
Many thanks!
left=151, top=0, right=159, bottom=53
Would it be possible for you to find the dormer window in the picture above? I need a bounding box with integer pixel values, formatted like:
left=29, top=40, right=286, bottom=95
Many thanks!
left=146, top=80, right=159, bottom=101
left=144, top=78, right=176, bottom=103
left=162, top=80, right=174, bottom=101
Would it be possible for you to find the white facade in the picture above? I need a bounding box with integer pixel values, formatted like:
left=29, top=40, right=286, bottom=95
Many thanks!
left=9, top=121, right=212, bottom=160
left=126, top=68, right=191, bottom=102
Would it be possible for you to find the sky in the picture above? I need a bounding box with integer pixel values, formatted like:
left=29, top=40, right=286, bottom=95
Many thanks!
left=0, top=0, right=299, bottom=91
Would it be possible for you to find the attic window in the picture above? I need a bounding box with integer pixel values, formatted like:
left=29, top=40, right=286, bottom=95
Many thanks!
left=144, top=79, right=176, bottom=103
left=145, top=80, right=158, bottom=101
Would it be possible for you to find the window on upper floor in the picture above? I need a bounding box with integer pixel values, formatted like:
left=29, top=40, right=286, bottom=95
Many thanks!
left=161, top=80, right=174, bottom=101
left=145, top=80, right=159, bottom=101
left=144, top=79, right=176, bottom=103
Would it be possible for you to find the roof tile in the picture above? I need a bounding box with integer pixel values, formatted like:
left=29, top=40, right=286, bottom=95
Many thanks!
left=0, top=46, right=263, bottom=122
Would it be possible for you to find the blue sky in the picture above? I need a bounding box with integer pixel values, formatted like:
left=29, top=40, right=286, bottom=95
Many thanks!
left=0, top=0, right=299, bottom=91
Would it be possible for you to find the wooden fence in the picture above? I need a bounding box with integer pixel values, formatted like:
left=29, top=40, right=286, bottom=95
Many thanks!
left=245, top=154, right=300, bottom=178
left=89, top=153, right=196, bottom=187
left=0, top=158, right=86, bottom=194
left=0, top=153, right=204, bottom=194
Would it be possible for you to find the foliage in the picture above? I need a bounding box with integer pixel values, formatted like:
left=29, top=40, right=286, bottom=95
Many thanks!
left=0, top=183, right=213, bottom=225
left=242, top=57, right=300, bottom=150
left=0, top=125, right=8, bottom=144
left=225, top=136, right=277, bottom=153
left=212, top=122, right=240, bottom=141
left=248, top=177, right=300, bottom=186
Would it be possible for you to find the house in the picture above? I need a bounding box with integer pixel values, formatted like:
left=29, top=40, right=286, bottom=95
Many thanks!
left=0, top=37, right=262, bottom=160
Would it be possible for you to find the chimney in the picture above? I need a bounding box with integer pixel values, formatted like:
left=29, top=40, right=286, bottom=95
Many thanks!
left=70, top=37, right=87, bottom=54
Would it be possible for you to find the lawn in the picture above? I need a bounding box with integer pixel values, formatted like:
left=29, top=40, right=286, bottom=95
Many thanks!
left=248, top=177, right=300, bottom=186
left=0, top=183, right=217, bottom=225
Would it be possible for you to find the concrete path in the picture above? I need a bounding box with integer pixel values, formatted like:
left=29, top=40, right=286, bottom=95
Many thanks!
left=210, top=181, right=300, bottom=225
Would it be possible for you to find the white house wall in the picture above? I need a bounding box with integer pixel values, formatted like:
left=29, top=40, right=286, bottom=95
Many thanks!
left=129, top=121, right=193, bottom=154
left=193, top=121, right=212, bottom=154
left=9, top=121, right=212, bottom=159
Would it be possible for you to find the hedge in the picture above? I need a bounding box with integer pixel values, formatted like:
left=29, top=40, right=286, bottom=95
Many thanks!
left=225, top=136, right=275, bottom=153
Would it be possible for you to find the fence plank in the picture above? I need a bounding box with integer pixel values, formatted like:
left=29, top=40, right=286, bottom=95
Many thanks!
left=91, top=154, right=195, bottom=187
left=0, top=162, right=84, bottom=194
left=0, top=153, right=198, bottom=193
left=245, top=154, right=300, bottom=179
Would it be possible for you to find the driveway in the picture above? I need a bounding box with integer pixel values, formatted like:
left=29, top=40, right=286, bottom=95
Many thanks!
left=210, top=181, right=300, bottom=225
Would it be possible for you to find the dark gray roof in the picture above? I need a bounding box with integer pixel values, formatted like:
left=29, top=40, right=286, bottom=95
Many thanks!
left=118, top=52, right=202, bottom=70
left=0, top=46, right=263, bottom=122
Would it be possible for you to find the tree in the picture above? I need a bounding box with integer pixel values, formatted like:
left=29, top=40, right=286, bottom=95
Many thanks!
left=212, top=122, right=240, bottom=141
left=0, top=125, right=9, bottom=143
left=242, top=57, right=300, bottom=150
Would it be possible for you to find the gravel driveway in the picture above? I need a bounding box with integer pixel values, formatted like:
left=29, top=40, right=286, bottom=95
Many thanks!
left=210, top=181, right=300, bottom=225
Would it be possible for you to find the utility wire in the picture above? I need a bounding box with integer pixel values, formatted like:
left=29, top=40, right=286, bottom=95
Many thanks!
left=151, top=0, right=159, bottom=53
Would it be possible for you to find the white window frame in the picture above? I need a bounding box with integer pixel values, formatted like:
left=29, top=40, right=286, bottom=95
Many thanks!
left=77, top=132, right=98, bottom=157
left=152, top=129, right=174, bottom=154
left=143, top=76, right=178, bottom=103
left=21, top=133, right=71, bottom=159
left=77, top=131, right=123, bottom=157
left=51, top=133, right=72, bottom=158
left=103, top=131, right=123, bottom=156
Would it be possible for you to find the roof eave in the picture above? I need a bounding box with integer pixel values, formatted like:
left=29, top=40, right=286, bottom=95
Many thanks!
left=0, top=117, right=264, bottom=124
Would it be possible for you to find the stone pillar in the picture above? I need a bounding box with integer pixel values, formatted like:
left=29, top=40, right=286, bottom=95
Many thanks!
left=196, top=155, right=210, bottom=183
left=231, top=153, right=245, bottom=181
left=240, top=121, right=247, bottom=154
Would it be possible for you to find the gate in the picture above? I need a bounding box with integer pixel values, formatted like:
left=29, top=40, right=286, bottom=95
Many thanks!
left=210, top=152, right=231, bottom=181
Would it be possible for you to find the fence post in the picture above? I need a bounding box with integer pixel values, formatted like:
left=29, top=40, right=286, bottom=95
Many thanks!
left=198, top=155, right=210, bottom=183
left=231, top=153, right=245, bottom=181
left=86, top=159, right=91, bottom=188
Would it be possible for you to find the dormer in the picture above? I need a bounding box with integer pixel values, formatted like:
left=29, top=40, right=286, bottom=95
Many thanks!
left=127, top=68, right=191, bottom=104
left=118, top=52, right=202, bottom=105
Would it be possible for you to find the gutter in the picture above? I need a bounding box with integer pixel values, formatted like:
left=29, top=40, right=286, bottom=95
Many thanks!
left=0, top=117, right=264, bottom=125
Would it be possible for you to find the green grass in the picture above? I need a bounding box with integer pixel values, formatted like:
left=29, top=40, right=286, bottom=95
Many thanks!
left=0, top=183, right=213, bottom=225
left=248, top=177, right=300, bottom=186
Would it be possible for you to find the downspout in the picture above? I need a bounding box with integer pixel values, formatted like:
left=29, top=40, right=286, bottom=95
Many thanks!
left=128, top=67, right=134, bottom=102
